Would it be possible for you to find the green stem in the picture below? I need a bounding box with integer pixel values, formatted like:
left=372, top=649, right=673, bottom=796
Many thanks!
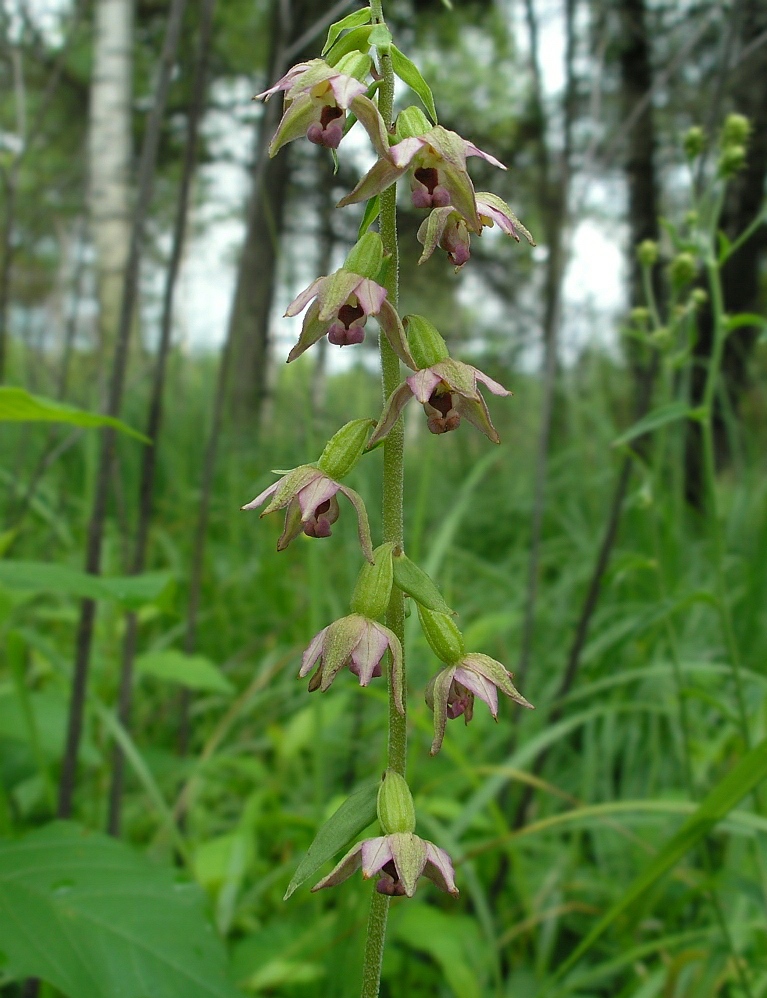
left=361, top=4, right=405, bottom=996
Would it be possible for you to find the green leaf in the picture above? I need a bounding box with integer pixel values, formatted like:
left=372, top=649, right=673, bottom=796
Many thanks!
left=390, top=46, right=438, bottom=122
left=0, top=387, right=149, bottom=442
left=283, top=780, right=378, bottom=899
left=555, top=735, right=767, bottom=980
left=389, top=905, right=485, bottom=998
left=0, top=561, right=173, bottom=609
left=0, top=821, right=240, bottom=998
left=322, top=6, right=371, bottom=55
left=136, top=650, right=234, bottom=695
left=357, top=195, right=381, bottom=239
left=393, top=552, right=453, bottom=615
left=612, top=401, right=693, bottom=447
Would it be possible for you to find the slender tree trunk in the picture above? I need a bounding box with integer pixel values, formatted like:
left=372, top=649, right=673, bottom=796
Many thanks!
left=56, top=0, right=188, bottom=820
left=685, top=0, right=767, bottom=503
left=88, top=0, right=133, bottom=364
left=106, top=0, right=217, bottom=837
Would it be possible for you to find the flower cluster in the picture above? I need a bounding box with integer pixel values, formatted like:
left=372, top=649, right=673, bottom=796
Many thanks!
left=247, top=11, right=533, bottom=909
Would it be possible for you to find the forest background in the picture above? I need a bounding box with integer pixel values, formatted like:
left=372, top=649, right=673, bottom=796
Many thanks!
left=0, top=0, right=766, bottom=995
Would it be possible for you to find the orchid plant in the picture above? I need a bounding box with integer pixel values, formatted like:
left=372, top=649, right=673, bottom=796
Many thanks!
left=247, top=5, right=534, bottom=993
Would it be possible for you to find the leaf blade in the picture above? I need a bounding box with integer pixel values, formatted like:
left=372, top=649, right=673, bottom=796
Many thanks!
left=0, top=387, right=149, bottom=441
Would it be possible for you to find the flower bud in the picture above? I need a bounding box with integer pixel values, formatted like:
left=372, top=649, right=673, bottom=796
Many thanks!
left=333, top=51, right=372, bottom=82
left=721, top=113, right=750, bottom=149
left=636, top=240, right=658, bottom=268
left=718, top=145, right=746, bottom=178
left=683, top=126, right=705, bottom=160
left=630, top=307, right=650, bottom=327
left=417, top=605, right=465, bottom=664
left=691, top=288, right=708, bottom=308
left=395, top=106, right=432, bottom=142
left=404, top=315, right=450, bottom=369
left=317, top=418, right=375, bottom=480
left=344, top=231, right=384, bottom=280
left=350, top=543, right=395, bottom=618
left=650, top=326, right=672, bottom=350
left=377, top=770, right=416, bottom=834
left=668, top=252, right=697, bottom=289
left=685, top=210, right=698, bottom=229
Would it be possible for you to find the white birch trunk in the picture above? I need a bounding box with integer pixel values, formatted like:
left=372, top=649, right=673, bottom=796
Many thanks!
left=88, top=0, right=133, bottom=355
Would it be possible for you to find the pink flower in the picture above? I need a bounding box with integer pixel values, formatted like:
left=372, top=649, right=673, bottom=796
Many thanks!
left=338, top=120, right=506, bottom=232
left=368, top=358, right=512, bottom=446
left=242, top=465, right=373, bottom=562
left=299, top=614, right=403, bottom=710
left=417, top=192, right=535, bottom=270
left=312, top=832, right=458, bottom=898
left=285, top=269, right=412, bottom=367
left=426, top=653, right=533, bottom=755
left=255, top=58, right=369, bottom=155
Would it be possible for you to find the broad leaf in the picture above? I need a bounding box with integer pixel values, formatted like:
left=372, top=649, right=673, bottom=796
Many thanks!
left=390, top=46, right=438, bottom=122
left=322, top=6, right=371, bottom=55
left=0, top=387, right=148, bottom=441
left=0, top=561, right=173, bottom=609
left=283, top=780, right=378, bottom=899
left=136, top=650, right=234, bottom=695
left=612, top=401, right=693, bottom=447
left=393, top=552, right=454, bottom=615
left=0, top=821, right=240, bottom=998
left=555, top=735, right=767, bottom=979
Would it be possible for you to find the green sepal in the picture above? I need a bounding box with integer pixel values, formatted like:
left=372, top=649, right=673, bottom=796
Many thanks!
left=325, top=25, right=373, bottom=66
left=377, top=770, right=416, bottom=835
left=395, top=106, right=431, bottom=142
left=417, top=605, right=465, bottom=664
left=344, top=231, right=384, bottom=280
left=389, top=833, right=427, bottom=897
left=323, top=7, right=372, bottom=57
left=405, top=314, right=450, bottom=369
left=390, top=47, right=438, bottom=123
left=350, top=542, right=395, bottom=619
left=317, top=419, right=375, bottom=480
left=392, top=552, right=453, bottom=615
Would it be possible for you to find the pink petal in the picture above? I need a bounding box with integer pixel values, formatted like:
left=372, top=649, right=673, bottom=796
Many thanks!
left=297, top=476, right=340, bottom=519
left=465, top=141, right=506, bottom=170
left=389, top=135, right=426, bottom=169
left=349, top=623, right=389, bottom=686
left=473, top=367, right=512, bottom=396
left=328, top=73, right=367, bottom=109
left=311, top=841, right=364, bottom=892
left=253, top=63, right=310, bottom=100
left=361, top=837, right=393, bottom=877
left=406, top=368, right=442, bottom=404
left=455, top=666, right=499, bottom=718
left=423, top=843, right=459, bottom=896
left=476, top=199, right=518, bottom=238
left=241, top=480, right=279, bottom=511
left=299, top=626, right=328, bottom=678
left=354, top=278, right=387, bottom=316
left=285, top=277, right=325, bottom=317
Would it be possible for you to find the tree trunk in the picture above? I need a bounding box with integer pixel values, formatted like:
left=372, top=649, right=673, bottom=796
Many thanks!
left=88, top=0, right=133, bottom=362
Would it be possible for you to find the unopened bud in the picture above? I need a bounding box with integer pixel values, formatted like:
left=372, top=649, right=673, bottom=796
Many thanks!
left=377, top=770, right=416, bottom=834
left=395, top=106, right=431, bottom=142
left=691, top=288, right=708, bottom=307
left=637, top=240, right=658, bottom=267
left=350, top=543, right=394, bottom=618
left=404, top=315, right=450, bottom=369
left=630, top=307, right=650, bottom=327
left=668, top=252, right=697, bottom=288
left=685, top=210, right=698, bottom=229
left=344, top=231, right=384, bottom=280
left=417, top=605, right=465, bottom=664
left=718, top=145, right=746, bottom=178
left=683, top=126, right=705, bottom=160
left=650, top=326, right=671, bottom=350
left=721, top=113, right=750, bottom=149
left=317, top=419, right=375, bottom=480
